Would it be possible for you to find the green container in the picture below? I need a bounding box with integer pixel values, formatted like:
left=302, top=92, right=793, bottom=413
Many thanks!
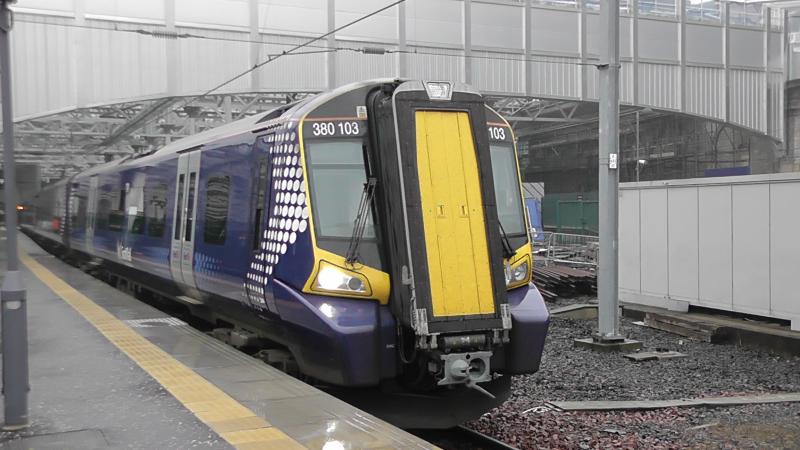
left=541, top=192, right=598, bottom=235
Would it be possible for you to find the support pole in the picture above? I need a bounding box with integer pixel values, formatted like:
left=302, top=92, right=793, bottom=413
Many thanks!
left=0, top=0, right=30, bottom=430
left=574, top=0, right=639, bottom=353
left=636, top=111, right=640, bottom=183
left=597, top=0, right=621, bottom=341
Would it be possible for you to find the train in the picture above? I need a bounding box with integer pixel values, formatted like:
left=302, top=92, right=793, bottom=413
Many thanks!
left=23, top=79, right=550, bottom=428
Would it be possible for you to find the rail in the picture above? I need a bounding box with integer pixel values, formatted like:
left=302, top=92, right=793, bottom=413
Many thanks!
left=412, top=425, right=520, bottom=450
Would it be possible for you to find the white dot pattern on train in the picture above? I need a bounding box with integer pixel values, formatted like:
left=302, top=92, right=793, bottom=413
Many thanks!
left=244, top=123, right=309, bottom=312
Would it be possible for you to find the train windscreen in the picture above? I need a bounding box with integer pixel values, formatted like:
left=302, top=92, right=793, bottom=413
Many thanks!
left=305, top=140, right=375, bottom=239
left=490, top=143, right=526, bottom=236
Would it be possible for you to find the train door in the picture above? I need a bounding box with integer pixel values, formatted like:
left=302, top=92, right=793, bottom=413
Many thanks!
left=414, top=110, right=495, bottom=318
left=86, top=176, right=98, bottom=254
left=245, top=135, right=272, bottom=309
left=170, top=151, right=201, bottom=290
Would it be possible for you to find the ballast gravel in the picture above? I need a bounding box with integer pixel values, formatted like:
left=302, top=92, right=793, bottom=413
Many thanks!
left=466, top=310, right=800, bottom=449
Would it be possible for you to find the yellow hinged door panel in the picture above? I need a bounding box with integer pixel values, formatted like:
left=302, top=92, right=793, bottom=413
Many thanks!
left=415, top=111, right=495, bottom=318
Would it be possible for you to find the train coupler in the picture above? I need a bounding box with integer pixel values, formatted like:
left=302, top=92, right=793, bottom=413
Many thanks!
left=435, top=350, right=493, bottom=397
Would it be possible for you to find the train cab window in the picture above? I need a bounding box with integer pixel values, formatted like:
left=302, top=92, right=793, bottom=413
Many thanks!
left=204, top=176, right=230, bottom=245
left=146, top=183, right=168, bottom=238
left=305, top=140, right=375, bottom=239
left=489, top=144, right=526, bottom=237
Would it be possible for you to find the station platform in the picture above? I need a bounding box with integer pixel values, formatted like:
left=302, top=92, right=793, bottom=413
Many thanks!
left=0, top=233, right=434, bottom=449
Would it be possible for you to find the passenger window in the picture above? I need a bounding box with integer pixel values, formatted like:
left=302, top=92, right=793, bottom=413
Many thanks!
left=96, top=197, right=111, bottom=230
left=128, top=179, right=146, bottom=235
left=71, top=193, right=87, bottom=230
left=185, top=173, right=196, bottom=241
left=146, top=183, right=168, bottom=238
left=130, top=213, right=146, bottom=235
left=174, top=174, right=185, bottom=240
left=108, top=189, right=125, bottom=232
left=204, top=176, right=230, bottom=245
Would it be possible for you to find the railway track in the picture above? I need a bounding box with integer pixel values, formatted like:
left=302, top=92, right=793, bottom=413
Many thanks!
left=412, top=425, right=519, bottom=450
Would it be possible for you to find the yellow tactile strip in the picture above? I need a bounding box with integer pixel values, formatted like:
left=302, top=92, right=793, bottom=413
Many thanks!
left=20, top=252, right=306, bottom=450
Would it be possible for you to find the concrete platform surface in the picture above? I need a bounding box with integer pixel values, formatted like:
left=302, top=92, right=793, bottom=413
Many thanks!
left=0, top=233, right=434, bottom=450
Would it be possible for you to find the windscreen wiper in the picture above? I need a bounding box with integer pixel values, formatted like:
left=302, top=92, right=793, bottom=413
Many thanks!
left=345, top=177, right=377, bottom=265
left=498, top=221, right=516, bottom=259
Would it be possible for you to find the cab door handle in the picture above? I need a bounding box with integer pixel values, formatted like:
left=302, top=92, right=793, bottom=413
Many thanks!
left=436, top=205, right=445, bottom=217
left=460, top=205, right=468, bottom=217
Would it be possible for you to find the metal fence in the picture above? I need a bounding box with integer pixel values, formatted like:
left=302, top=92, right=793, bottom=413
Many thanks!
left=536, top=232, right=599, bottom=267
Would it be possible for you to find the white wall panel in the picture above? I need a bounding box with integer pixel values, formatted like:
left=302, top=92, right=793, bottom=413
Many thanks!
left=729, top=69, right=765, bottom=131
left=638, top=19, right=678, bottom=61
left=585, top=60, right=634, bottom=103
left=620, top=61, right=634, bottom=104
left=638, top=63, right=680, bottom=110
left=768, top=72, right=783, bottom=139
left=667, top=187, right=698, bottom=301
left=472, top=2, right=523, bottom=50
left=768, top=31, right=782, bottom=71
left=685, top=24, right=723, bottom=65
left=640, top=189, right=668, bottom=296
left=176, top=0, right=248, bottom=29
left=731, top=184, right=771, bottom=316
left=583, top=65, right=598, bottom=101
left=621, top=175, right=800, bottom=325
left=407, top=0, right=462, bottom=47
left=11, top=21, right=77, bottom=119
left=769, top=183, right=800, bottom=318
left=406, top=46, right=464, bottom=83
left=619, top=189, right=640, bottom=293
left=336, top=0, right=397, bottom=42
left=471, top=51, right=524, bottom=95
left=258, top=0, right=326, bottom=35
left=685, top=66, right=725, bottom=120
left=255, top=35, right=326, bottom=91
left=86, top=0, right=164, bottom=22
left=528, top=56, right=580, bottom=99
left=698, top=185, right=733, bottom=310
left=15, top=0, right=74, bottom=13
left=530, top=8, right=578, bottom=55
left=178, top=30, right=249, bottom=94
left=336, top=40, right=396, bottom=86
left=729, top=28, right=764, bottom=69
left=586, top=13, right=632, bottom=58
left=86, top=27, right=168, bottom=104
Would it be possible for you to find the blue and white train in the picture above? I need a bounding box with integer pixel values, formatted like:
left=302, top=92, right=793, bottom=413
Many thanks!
left=24, top=80, right=549, bottom=427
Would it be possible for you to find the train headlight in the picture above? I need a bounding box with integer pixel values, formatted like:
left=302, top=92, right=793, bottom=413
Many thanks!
left=424, top=81, right=452, bottom=101
left=313, top=261, right=371, bottom=296
left=505, top=255, right=531, bottom=290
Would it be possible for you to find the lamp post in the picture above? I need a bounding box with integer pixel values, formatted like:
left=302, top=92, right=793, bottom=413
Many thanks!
left=0, top=0, right=30, bottom=430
